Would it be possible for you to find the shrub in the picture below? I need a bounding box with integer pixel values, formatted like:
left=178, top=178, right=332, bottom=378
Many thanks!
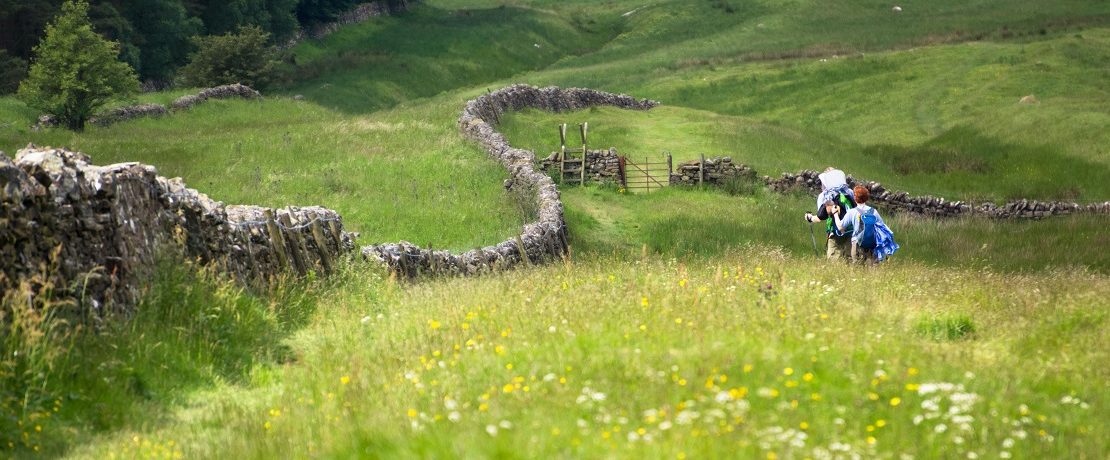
left=0, top=50, right=28, bottom=95
left=915, top=314, right=977, bottom=341
left=179, top=26, right=277, bottom=90
left=17, top=0, right=139, bottom=131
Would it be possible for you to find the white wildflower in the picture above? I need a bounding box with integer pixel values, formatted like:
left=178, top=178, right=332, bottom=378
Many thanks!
left=485, top=424, right=498, bottom=436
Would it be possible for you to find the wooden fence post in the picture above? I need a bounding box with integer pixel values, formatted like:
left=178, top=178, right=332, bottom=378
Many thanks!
left=699, top=154, right=705, bottom=186
left=514, top=236, right=532, bottom=268
left=618, top=156, right=627, bottom=188
left=263, top=209, right=289, bottom=272
left=667, top=153, right=673, bottom=185
left=278, top=211, right=309, bottom=275
left=309, top=216, right=334, bottom=275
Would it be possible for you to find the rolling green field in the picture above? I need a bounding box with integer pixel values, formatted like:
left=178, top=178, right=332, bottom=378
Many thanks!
left=2, top=0, right=1108, bottom=458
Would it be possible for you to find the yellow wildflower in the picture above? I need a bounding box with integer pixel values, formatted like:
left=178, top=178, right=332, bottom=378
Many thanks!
left=428, top=320, right=441, bottom=330
left=890, top=397, right=902, bottom=407
left=340, top=376, right=350, bottom=385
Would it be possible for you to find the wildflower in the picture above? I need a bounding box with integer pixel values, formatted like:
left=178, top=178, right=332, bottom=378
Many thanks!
left=264, top=421, right=272, bottom=430
left=866, top=436, right=876, bottom=445
left=340, top=376, right=350, bottom=385
left=639, top=324, right=647, bottom=331
left=890, top=397, right=902, bottom=407
left=744, top=364, right=754, bottom=373
left=428, top=320, right=441, bottom=330
left=448, top=412, right=461, bottom=422
left=679, top=279, right=687, bottom=287
left=800, top=421, right=809, bottom=430
left=506, top=363, right=513, bottom=370
left=407, top=409, right=418, bottom=418
left=876, top=419, right=886, bottom=428
left=783, top=367, right=794, bottom=376
left=486, top=425, right=498, bottom=436
left=868, top=392, right=880, bottom=401
left=503, top=384, right=514, bottom=393
left=642, top=297, right=649, bottom=307
left=803, top=372, right=814, bottom=382
left=479, top=403, right=488, bottom=412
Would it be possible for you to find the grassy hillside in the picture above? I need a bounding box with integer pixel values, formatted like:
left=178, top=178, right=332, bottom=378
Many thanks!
left=1, top=0, right=1108, bottom=458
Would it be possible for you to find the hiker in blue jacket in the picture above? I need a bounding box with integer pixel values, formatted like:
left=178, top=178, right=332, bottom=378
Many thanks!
left=832, top=185, right=895, bottom=264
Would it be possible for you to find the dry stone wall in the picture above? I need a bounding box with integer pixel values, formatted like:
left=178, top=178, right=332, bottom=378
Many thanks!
left=34, top=84, right=262, bottom=130
left=361, top=84, right=658, bottom=277
left=0, top=146, right=354, bottom=316
left=539, top=148, right=623, bottom=183
left=765, top=170, right=1110, bottom=219
left=670, top=157, right=756, bottom=186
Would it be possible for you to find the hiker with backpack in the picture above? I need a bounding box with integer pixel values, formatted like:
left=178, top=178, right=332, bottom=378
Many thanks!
left=831, top=185, right=900, bottom=263
left=803, top=168, right=856, bottom=262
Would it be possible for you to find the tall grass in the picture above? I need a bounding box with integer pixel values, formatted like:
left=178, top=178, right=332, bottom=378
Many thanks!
left=59, top=251, right=1110, bottom=458
left=0, top=255, right=337, bottom=456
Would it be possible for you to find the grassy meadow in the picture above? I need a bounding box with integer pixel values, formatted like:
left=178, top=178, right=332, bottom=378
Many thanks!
left=1, top=0, right=1108, bottom=458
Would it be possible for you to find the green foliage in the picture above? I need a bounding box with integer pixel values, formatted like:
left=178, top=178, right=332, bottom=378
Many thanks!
left=179, top=25, right=277, bottom=89
left=0, top=0, right=59, bottom=61
left=200, top=0, right=300, bottom=43
left=17, top=1, right=138, bottom=131
left=121, top=0, right=204, bottom=82
left=0, top=50, right=27, bottom=95
left=88, top=2, right=142, bottom=73
left=295, top=0, right=363, bottom=26
left=915, top=314, right=977, bottom=341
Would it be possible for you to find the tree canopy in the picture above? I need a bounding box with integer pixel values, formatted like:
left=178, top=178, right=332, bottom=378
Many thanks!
left=18, top=0, right=139, bottom=130
left=0, top=0, right=404, bottom=90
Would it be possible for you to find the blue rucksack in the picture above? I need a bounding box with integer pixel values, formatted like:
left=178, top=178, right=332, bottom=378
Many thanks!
left=858, top=208, right=878, bottom=249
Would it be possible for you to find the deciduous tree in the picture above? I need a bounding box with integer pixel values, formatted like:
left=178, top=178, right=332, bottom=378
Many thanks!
left=17, top=1, right=139, bottom=130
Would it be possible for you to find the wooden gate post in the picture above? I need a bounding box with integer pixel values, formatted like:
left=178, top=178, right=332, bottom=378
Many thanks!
left=667, top=153, right=673, bottom=185
left=699, top=154, right=705, bottom=186
left=579, top=122, right=588, bottom=185
left=618, top=156, right=627, bottom=188
left=559, top=123, right=567, bottom=162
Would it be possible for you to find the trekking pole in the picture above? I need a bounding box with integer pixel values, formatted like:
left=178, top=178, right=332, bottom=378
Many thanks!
left=806, top=220, right=819, bottom=257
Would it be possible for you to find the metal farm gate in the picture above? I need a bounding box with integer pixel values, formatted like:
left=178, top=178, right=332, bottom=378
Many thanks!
left=620, top=154, right=672, bottom=192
